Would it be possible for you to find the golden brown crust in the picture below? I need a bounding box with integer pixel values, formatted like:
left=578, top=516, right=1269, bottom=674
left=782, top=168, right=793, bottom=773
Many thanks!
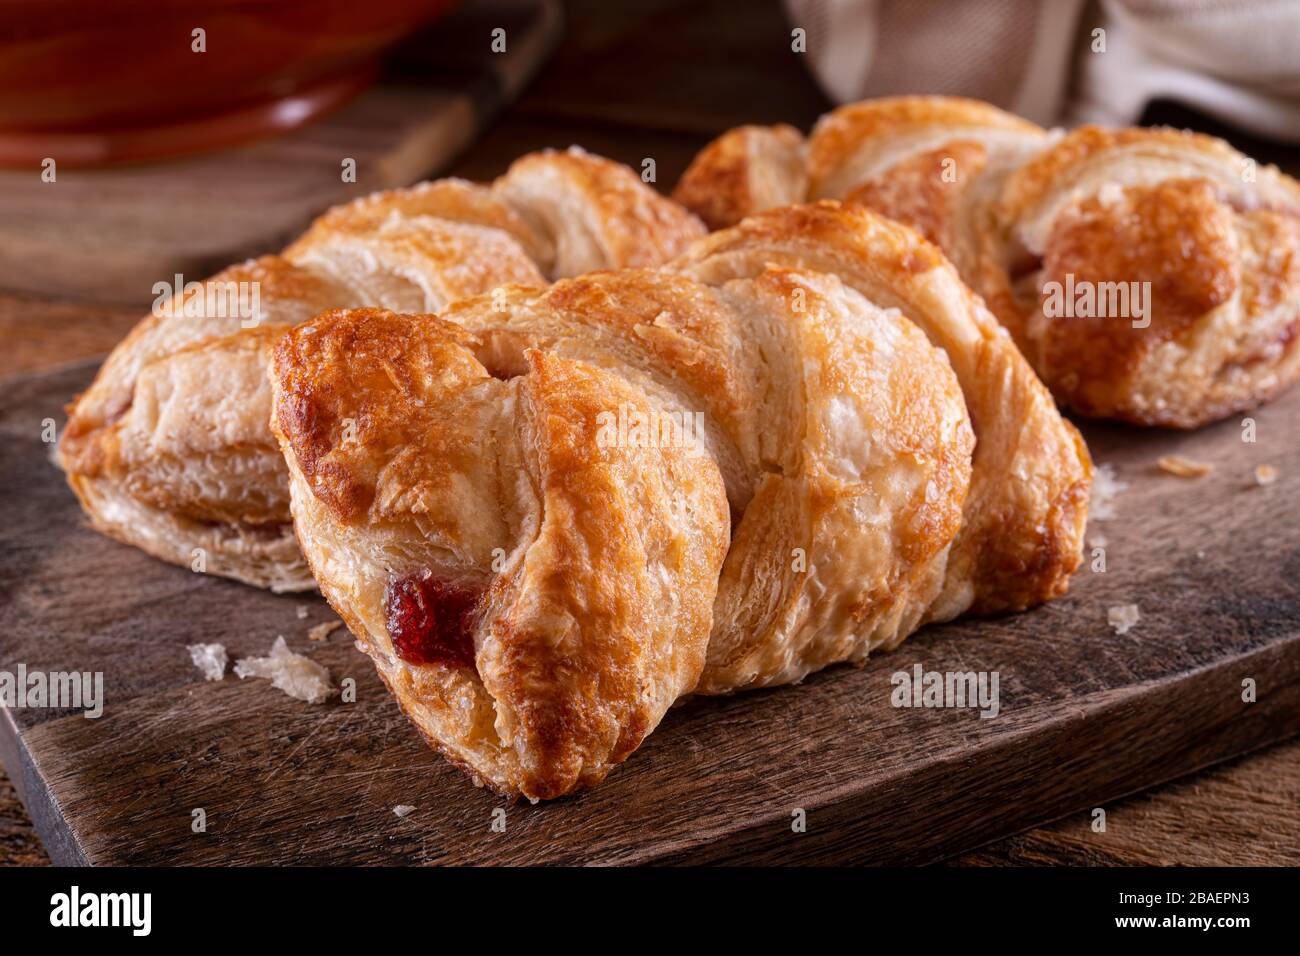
left=998, top=125, right=1300, bottom=226
left=439, top=260, right=979, bottom=692
left=284, top=177, right=554, bottom=270
left=672, top=124, right=808, bottom=230
left=696, top=265, right=974, bottom=691
left=843, top=140, right=990, bottom=254
left=677, top=98, right=1300, bottom=429
left=495, top=146, right=706, bottom=276
left=673, top=97, right=1041, bottom=234
left=806, top=95, right=1043, bottom=199
left=1035, top=180, right=1236, bottom=416
left=673, top=97, right=1048, bottom=352
left=269, top=309, right=729, bottom=799
left=271, top=309, right=486, bottom=524
left=59, top=150, right=705, bottom=590
left=672, top=201, right=1091, bottom=622
left=269, top=242, right=980, bottom=783
left=996, top=125, right=1300, bottom=426
left=58, top=257, right=350, bottom=591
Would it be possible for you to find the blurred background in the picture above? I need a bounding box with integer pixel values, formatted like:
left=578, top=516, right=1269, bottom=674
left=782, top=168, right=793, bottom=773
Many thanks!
left=2, top=0, right=1297, bottom=866
left=3, top=0, right=1298, bottom=306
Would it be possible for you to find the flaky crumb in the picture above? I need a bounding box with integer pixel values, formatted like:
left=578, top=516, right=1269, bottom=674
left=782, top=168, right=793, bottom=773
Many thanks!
left=1254, top=464, right=1279, bottom=486
left=234, top=636, right=334, bottom=704
left=1107, top=604, right=1141, bottom=635
left=1089, top=463, right=1127, bottom=521
left=295, top=605, right=309, bottom=620
left=308, top=619, right=342, bottom=642
left=187, top=643, right=228, bottom=682
left=1157, top=455, right=1213, bottom=478
left=392, top=805, right=416, bottom=818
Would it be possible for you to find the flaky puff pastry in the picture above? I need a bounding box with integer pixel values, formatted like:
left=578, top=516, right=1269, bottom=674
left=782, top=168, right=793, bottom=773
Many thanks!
left=271, top=259, right=973, bottom=791
left=995, top=126, right=1300, bottom=426
left=676, top=96, right=1300, bottom=428
left=674, top=97, right=1043, bottom=241
left=670, top=202, right=1092, bottom=630
left=59, top=149, right=705, bottom=591
left=269, top=309, right=731, bottom=799
left=438, top=258, right=975, bottom=694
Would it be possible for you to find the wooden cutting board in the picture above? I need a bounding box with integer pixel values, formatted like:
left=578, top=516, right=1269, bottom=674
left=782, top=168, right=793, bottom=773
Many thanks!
left=2, top=360, right=1297, bottom=866
left=0, top=0, right=562, bottom=305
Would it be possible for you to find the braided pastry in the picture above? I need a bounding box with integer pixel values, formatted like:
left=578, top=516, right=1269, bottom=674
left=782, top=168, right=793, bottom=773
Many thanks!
left=675, top=96, right=1300, bottom=427
left=268, top=204, right=1089, bottom=798
left=58, top=149, right=705, bottom=591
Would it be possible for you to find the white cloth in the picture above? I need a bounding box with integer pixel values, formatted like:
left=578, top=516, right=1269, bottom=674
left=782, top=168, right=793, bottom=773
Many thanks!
left=785, top=0, right=1300, bottom=141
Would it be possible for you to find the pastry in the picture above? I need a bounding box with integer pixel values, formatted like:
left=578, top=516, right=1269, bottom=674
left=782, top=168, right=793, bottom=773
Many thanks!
left=675, top=96, right=1300, bottom=427
left=59, top=148, right=706, bottom=590
left=269, top=308, right=731, bottom=799
left=268, top=204, right=1088, bottom=796
left=669, top=203, right=1091, bottom=655
left=997, top=126, right=1300, bottom=426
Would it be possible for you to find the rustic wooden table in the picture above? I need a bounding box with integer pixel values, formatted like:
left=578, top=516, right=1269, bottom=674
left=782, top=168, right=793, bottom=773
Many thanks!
left=2, top=0, right=1297, bottom=866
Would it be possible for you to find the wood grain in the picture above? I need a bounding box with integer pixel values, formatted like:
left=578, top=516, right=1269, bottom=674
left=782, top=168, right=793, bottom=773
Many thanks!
left=1, top=358, right=1297, bottom=865
left=0, top=773, right=48, bottom=867
left=953, top=741, right=1300, bottom=866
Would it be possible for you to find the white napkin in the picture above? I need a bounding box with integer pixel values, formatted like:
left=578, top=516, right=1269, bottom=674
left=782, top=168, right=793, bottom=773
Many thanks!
left=785, top=0, right=1300, bottom=140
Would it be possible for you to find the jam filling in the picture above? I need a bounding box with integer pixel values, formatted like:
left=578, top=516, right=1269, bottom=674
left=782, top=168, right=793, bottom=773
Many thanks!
left=384, top=572, right=481, bottom=670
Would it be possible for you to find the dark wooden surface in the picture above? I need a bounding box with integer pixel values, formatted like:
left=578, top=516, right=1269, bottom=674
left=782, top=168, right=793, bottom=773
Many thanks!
left=2, top=355, right=1298, bottom=865
left=1, top=0, right=1298, bottom=866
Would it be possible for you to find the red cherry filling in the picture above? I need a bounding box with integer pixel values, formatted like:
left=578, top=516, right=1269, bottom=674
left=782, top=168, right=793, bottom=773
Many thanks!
left=384, top=572, right=481, bottom=670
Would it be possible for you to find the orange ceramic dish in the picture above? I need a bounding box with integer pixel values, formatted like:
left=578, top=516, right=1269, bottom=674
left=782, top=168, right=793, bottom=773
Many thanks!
left=0, top=0, right=457, bottom=165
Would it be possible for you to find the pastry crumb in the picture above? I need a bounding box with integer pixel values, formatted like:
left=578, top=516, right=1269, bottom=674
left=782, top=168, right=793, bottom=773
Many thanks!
left=234, top=636, right=334, bottom=704
left=1157, top=455, right=1213, bottom=478
left=1089, top=463, right=1127, bottom=521
left=187, top=643, right=228, bottom=682
left=1107, top=604, right=1141, bottom=636
left=1254, top=464, right=1279, bottom=486
left=308, top=619, right=342, bottom=642
left=295, top=605, right=309, bottom=620
left=392, top=805, right=416, bottom=818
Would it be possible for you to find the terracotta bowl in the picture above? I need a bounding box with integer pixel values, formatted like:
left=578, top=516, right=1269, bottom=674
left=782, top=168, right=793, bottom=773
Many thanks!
left=0, top=0, right=458, bottom=166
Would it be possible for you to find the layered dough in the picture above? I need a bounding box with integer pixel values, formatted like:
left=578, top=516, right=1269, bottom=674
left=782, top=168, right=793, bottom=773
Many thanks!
left=269, top=205, right=1088, bottom=796
left=270, top=310, right=730, bottom=798
left=999, top=127, right=1300, bottom=426
left=63, top=131, right=1097, bottom=796
left=59, top=149, right=705, bottom=589
left=671, top=203, right=1091, bottom=623
left=675, top=95, right=1300, bottom=427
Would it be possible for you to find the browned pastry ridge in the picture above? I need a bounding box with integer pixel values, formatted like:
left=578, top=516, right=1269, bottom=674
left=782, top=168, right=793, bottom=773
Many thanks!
left=58, top=148, right=705, bottom=590
left=674, top=95, right=1300, bottom=427
left=268, top=203, right=1091, bottom=798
